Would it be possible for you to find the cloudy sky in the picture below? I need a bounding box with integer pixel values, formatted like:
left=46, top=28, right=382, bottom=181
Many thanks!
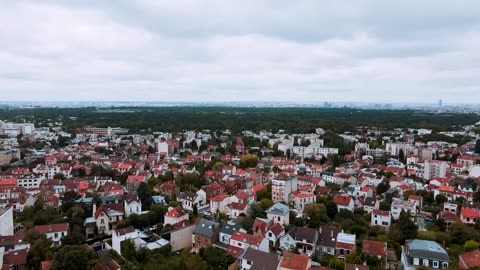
left=1, top=0, right=479, bottom=103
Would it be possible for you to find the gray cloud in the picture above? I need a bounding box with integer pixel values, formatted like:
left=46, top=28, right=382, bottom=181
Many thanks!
left=0, top=0, right=479, bottom=103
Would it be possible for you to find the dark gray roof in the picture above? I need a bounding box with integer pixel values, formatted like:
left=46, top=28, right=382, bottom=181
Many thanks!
left=180, top=192, right=198, bottom=201
left=318, top=226, right=341, bottom=248
left=364, top=197, right=377, bottom=207
left=239, top=248, right=280, bottom=270
left=406, top=239, right=451, bottom=262
left=101, top=194, right=122, bottom=203
left=220, top=222, right=243, bottom=236
left=288, top=227, right=318, bottom=242
left=193, top=219, right=220, bottom=238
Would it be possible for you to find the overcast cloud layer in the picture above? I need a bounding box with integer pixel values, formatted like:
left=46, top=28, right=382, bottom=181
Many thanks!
left=1, top=0, right=479, bottom=103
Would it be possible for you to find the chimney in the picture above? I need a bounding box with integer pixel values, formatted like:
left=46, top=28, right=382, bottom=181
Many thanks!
left=92, top=203, right=97, bottom=218
left=405, top=240, right=410, bottom=255
left=319, top=227, right=322, bottom=234
left=331, top=230, right=333, bottom=238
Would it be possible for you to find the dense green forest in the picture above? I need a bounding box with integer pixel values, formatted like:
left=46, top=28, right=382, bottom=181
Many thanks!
left=1, top=107, right=478, bottom=134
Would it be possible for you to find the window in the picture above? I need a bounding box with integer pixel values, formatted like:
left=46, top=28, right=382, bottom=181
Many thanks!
left=246, top=261, right=252, bottom=265
left=413, top=258, right=419, bottom=266
left=433, top=261, right=439, bottom=268
left=54, top=233, right=58, bottom=238
left=442, top=262, right=448, bottom=268
left=423, top=259, right=429, bottom=266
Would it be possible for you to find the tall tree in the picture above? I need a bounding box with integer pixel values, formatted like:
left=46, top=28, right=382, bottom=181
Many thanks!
left=52, top=245, right=98, bottom=270
left=326, top=200, right=338, bottom=219
left=476, top=139, right=480, bottom=154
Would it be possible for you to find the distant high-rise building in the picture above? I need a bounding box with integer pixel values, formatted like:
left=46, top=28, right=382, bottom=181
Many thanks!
left=439, top=99, right=443, bottom=106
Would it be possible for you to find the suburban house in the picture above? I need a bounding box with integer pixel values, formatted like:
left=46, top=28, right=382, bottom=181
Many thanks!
left=335, top=232, right=356, bottom=259
left=460, top=207, right=480, bottom=225
left=279, top=252, right=311, bottom=270
left=153, top=181, right=180, bottom=200
left=333, top=194, right=354, bottom=212
left=94, top=203, right=125, bottom=235
left=281, top=227, right=318, bottom=257
left=164, top=207, right=189, bottom=226
left=265, top=223, right=285, bottom=247
left=371, top=209, right=392, bottom=228
left=192, top=219, right=220, bottom=252
left=317, top=226, right=342, bottom=255
left=34, top=223, right=69, bottom=245
left=401, top=239, right=451, bottom=269
left=125, top=175, right=146, bottom=192
left=123, top=196, right=142, bottom=217
left=391, top=199, right=416, bottom=220
left=112, top=226, right=169, bottom=256
left=266, top=203, right=290, bottom=225
left=362, top=240, right=388, bottom=269
left=209, top=194, right=229, bottom=214
left=219, top=221, right=244, bottom=246
left=179, top=191, right=204, bottom=211
left=238, top=248, right=280, bottom=270
left=459, top=250, right=480, bottom=269
left=227, top=231, right=269, bottom=258
left=0, top=206, right=14, bottom=236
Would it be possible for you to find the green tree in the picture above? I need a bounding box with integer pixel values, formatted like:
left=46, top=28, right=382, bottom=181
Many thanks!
left=475, top=139, right=480, bottom=154
left=388, top=211, right=418, bottom=244
left=240, top=154, right=259, bottom=168
left=464, top=240, right=480, bottom=252
left=26, top=232, right=53, bottom=270
left=199, top=247, right=235, bottom=270
left=121, top=239, right=137, bottom=262
left=258, top=199, right=274, bottom=211
left=325, top=200, right=338, bottom=219
left=398, top=149, right=405, bottom=163
left=376, top=181, right=390, bottom=194
left=61, top=226, right=85, bottom=246
left=52, top=245, right=98, bottom=270
left=53, top=173, right=66, bottom=180
left=435, top=194, right=448, bottom=205
left=304, top=203, right=329, bottom=228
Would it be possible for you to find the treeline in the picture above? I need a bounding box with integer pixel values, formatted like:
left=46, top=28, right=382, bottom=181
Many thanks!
left=1, top=107, right=479, bottom=134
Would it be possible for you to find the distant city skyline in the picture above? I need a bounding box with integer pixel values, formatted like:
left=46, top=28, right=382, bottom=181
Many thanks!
left=1, top=1, right=480, bottom=103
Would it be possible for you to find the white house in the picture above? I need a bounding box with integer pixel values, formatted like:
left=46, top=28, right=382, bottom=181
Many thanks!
left=0, top=207, right=14, bottom=236
left=333, top=195, right=354, bottom=212
left=371, top=209, right=392, bottom=228
left=112, top=226, right=169, bottom=256
left=265, top=223, right=285, bottom=247
left=209, top=194, right=230, bottom=214
left=391, top=199, right=416, bottom=220
left=179, top=192, right=204, bottom=211
left=266, top=203, right=290, bottom=225
left=124, top=197, right=142, bottom=217
left=34, top=223, right=69, bottom=245
left=164, top=207, right=189, bottom=226
left=401, top=239, right=450, bottom=269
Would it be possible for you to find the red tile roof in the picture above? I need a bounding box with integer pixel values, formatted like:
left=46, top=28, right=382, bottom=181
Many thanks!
left=3, top=249, right=27, bottom=266
left=281, top=252, right=310, bottom=270
left=459, top=250, right=480, bottom=269
left=34, top=223, right=69, bottom=234
left=231, top=231, right=264, bottom=246
left=362, top=240, right=386, bottom=256
left=165, top=207, right=187, bottom=218
left=333, top=195, right=352, bottom=206
left=372, top=209, right=390, bottom=216
left=114, top=226, right=135, bottom=236
left=461, top=207, right=480, bottom=218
